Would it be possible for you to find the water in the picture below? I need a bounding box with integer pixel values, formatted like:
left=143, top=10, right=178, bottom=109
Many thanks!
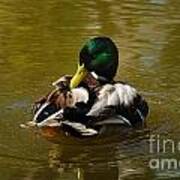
left=0, top=0, right=180, bottom=179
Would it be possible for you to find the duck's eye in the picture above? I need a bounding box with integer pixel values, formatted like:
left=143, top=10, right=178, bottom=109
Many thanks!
left=34, top=103, right=60, bottom=123
left=44, top=112, right=49, bottom=116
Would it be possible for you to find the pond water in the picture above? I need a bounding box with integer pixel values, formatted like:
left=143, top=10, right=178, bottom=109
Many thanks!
left=0, top=0, right=180, bottom=179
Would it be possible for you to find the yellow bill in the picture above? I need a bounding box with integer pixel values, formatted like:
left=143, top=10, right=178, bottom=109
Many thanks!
left=70, top=64, right=88, bottom=89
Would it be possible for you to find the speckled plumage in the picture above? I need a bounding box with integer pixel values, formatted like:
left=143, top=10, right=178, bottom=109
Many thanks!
left=32, top=37, right=149, bottom=137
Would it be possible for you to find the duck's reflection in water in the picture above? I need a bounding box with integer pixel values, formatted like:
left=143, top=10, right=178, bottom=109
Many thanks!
left=44, top=130, right=152, bottom=180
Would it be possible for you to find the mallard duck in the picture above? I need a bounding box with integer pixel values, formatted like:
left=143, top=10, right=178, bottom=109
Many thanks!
left=32, top=37, right=149, bottom=137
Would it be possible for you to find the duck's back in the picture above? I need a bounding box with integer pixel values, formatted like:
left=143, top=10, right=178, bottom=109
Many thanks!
left=87, top=82, right=149, bottom=128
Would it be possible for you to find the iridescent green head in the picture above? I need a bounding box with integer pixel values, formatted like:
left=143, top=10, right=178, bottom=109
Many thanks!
left=70, top=37, right=119, bottom=89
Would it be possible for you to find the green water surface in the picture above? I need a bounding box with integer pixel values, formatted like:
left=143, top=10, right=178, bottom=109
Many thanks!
left=0, top=0, right=180, bottom=179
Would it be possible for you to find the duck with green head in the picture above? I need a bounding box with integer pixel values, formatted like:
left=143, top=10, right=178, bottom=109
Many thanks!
left=32, top=37, right=149, bottom=137
left=70, top=37, right=119, bottom=89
